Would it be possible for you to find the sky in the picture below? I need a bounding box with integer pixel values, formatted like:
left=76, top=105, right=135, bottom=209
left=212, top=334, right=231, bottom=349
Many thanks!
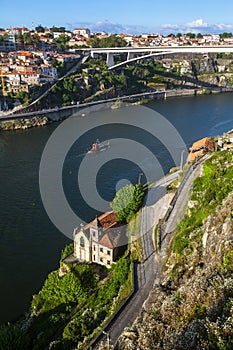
left=2, top=0, right=233, bottom=35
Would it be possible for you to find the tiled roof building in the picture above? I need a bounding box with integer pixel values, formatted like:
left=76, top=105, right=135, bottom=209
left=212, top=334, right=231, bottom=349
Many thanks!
left=73, top=211, right=127, bottom=267
left=188, top=137, right=215, bottom=162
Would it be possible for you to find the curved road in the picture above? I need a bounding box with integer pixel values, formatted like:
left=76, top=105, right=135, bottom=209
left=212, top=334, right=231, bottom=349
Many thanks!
left=91, top=171, right=180, bottom=348
left=92, top=157, right=209, bottom=349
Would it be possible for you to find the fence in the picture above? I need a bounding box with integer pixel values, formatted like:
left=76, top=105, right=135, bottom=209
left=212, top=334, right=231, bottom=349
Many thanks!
left=157, top=154, right=210, bottom=250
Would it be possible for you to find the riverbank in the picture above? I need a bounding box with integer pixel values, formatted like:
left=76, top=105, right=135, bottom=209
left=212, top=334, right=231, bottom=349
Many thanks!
left=1, top=87, right=233, bottom=131
left=0, top=116, right=50, bottom=131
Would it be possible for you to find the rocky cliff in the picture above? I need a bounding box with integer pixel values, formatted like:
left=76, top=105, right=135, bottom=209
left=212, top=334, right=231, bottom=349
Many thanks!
left=159, top=54, right=233, bottom=88
left=116, top=150, right=233, bottom=350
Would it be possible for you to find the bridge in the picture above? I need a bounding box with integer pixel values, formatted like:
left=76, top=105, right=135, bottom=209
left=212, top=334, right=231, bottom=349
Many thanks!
left=80, top=45, right=233, bottom=69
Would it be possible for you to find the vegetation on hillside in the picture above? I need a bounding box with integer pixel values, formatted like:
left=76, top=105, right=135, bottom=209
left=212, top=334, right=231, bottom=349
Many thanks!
left=117, top=149, right=233, bottom=350
left=0, top=255, right=132, bottom=349
left=27, top=51, right=233, bottom=111
left=173, top=150, right=233, bottom=255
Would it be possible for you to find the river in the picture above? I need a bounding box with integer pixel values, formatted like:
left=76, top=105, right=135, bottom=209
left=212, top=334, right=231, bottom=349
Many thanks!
left=0, top=93, right=233, bottom=324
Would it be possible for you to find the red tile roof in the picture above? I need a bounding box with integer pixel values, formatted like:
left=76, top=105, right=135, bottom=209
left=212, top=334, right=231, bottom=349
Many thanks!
left=84, top=211, right=117, bottom=232
left=190, top=137, right=215, bottom=152
left=188, top=149, right=206, bottom=162
left=188, top=137, right=215, bottom=162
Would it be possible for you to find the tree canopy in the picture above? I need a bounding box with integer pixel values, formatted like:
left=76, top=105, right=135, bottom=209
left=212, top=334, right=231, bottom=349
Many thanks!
left=186, top=32, right=196, bottom=39
left=91, top=35, right=127, bottom=48
left=220, top=32, right=233, bottom=38
left=110, top=184, right=145, bottom=222
left=35, top=24, right=45, bottom=33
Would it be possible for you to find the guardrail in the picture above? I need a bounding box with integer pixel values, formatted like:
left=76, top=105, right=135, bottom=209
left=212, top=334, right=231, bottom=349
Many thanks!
left=158, top=154, right=210, bottom=250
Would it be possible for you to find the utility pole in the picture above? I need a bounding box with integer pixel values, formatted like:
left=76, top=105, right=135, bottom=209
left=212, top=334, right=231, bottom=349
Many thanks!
left=138, top=173, right=143, bottom=184
left=180, top=149, right=186, bottom=172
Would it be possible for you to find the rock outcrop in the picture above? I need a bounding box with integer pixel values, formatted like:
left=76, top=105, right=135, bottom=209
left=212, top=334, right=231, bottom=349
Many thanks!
left=0, top=116, right=49, bottom=131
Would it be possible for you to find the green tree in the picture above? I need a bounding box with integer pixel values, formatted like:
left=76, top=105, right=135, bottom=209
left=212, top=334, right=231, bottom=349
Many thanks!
left=220, top=32, right=233, bottom=38
left=55, top=34, right=70, bottom=49
left=0, top=324, right=29, bottom=350
left=186, top=32, right=196, bottom=39
left=45, top=32, right=53, bottom=38
left=51, top=26, right=66, bottom=33
left=23, top=32, right=33, bottom=45
left=55, top=34, right=70, bottom=43
left=176, top=33, right=182, bottom=38
left=15, top=34, right=24, bottom=45
left=110, top=184, right=145, bottom=222
left=35, top=24, right=45, bottom=33
left=91, top=35, right=127, bottom=48
left=0, top=34, right=9, bottom=41
left=196, top=33, right=203, bottom=38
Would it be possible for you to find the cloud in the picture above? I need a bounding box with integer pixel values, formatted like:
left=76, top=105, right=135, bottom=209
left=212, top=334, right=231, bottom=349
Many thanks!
left=66, top=20, right=147, bottom=35
left=186, top=19, right=208, bottom=28
left=161, top=18, right=233, bottom=34
left=66, top=18, right=233, bottom=36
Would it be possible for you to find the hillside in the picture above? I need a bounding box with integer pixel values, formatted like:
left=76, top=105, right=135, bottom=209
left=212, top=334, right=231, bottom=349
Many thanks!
left=116, top=150, right=233, bottom=350
left=18, top=53, right=233, bottom=112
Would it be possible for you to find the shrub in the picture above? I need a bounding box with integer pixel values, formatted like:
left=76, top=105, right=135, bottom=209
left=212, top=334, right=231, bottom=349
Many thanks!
left=0, top=324, right=29, bottom=350
left=110, top=184, right=145, bottom=223
left=173, top=150, right=233, bottom=255
left=61, top=242, right=74, bottom=260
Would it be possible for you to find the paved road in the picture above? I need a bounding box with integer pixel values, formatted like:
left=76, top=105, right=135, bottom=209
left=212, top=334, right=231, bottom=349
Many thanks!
left=0, top=90, right=166, bottom=121
left=91, top=172, right=179, bottom=348
left=91, top=158, right=212, bottom=349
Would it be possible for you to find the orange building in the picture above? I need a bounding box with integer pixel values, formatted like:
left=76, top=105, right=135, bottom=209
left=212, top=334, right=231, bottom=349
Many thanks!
left=188, top=137, right=215, bottom=162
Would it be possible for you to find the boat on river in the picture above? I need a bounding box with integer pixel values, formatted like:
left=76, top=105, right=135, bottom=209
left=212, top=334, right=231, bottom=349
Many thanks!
left=88, top=139, right=110, bottom=154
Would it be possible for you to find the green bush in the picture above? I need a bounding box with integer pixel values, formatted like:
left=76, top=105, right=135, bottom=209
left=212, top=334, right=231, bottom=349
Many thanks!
left=31, top=264, right=97, bottom=313
left=110, top=184, right=145, bottom=223
left=0, top=324, right=29, bottom=350
left=61, top=243, right=74, bottom=260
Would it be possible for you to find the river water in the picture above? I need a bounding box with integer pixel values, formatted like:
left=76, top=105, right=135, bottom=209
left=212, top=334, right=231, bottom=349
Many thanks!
left=0, top=93, right=233, bottom=324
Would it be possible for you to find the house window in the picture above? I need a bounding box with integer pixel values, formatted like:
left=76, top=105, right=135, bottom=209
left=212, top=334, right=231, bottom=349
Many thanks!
left=80, top=237, right=85, bottom=247
left=100, top=257, right=103, bottom=262
left=92, top=231, right=96, bottom=237
left=107, top=260, right=111, bottom=265
left=107, top=250, right=111, bottom=255
left=100, top=247, right=103, bottom=253
left=94, top=245, right=96, bottom=251
left=93, top=255, right=96, bottom=261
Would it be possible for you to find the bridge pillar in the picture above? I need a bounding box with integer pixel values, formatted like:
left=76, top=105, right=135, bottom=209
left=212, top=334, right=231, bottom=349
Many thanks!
left=90, top=51, right=98, bottom=59
left=106, top=53, right=115, bottom=68
left=127, top=52, right=135, bottom=61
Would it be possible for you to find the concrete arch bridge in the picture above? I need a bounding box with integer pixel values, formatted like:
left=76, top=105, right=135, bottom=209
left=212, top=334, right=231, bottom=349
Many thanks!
left=80, top=46, right=233, bottom=69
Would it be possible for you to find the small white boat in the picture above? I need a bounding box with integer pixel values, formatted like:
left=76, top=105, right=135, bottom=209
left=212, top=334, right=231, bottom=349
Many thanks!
left=88, top=139, right=110, bottom=154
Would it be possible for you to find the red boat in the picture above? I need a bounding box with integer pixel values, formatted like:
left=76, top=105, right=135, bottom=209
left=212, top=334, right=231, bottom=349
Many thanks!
left=88, top=139, right=110, bottom=154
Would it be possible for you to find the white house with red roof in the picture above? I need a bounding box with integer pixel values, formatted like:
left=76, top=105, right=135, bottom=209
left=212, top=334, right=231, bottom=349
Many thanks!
left=73, top=211, right=126, bottom=268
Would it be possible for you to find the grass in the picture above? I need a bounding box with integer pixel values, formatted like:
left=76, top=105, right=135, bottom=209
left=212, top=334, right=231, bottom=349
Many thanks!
left=127, top=212, right=143, bottom=261
left=154, top=224, right=159, bottom=252
left=172, top=150, right=233, bottom=256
